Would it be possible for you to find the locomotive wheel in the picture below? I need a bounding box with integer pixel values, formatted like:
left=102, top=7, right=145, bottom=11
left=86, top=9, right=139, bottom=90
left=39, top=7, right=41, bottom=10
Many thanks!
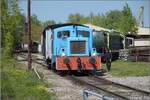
left=46, top=58, right=51, bottom=69
left=88, top=70, right=96, bottom=76
left=51, top=63, right=56, bottom=72
left=57, top=71, right=67, bottom=77
left=48, top=63, right=51, bottom=69
left=67, top=70, right=72, bottom=75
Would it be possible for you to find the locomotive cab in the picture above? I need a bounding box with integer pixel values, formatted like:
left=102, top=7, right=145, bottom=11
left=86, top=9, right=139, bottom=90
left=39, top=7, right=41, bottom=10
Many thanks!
left=42, top=24, right=101, bottom=73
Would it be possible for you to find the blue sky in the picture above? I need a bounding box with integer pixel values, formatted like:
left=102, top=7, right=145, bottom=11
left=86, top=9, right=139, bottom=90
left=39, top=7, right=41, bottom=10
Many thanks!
left=19, top=0, right=150, bottom=27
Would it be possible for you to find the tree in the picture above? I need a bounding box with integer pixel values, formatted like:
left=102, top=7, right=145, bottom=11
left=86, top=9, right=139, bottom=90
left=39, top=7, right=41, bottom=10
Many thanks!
left=1, top=0, right=24, bottom=57
left=104, top=10, right=122, bottom=30
left=3, top=32, right=14, bottom=57
left=99, top=4, right=138, bottom=34
left=30, top=15, right=43, bottom=41
left=1, top=0, right=9, bottom=47
left=68, top=13, right=84, bottom=23
left=92, top=14, right=106, bottom=27
left=119, top=3, right=138, bottom=34
left=31, top=14, right=41, bottom=26
left=42, top=20, right=56, bottom=28
left=1, top=0, right=15, bottom=57
left=67, top=3, right=138, bottom=35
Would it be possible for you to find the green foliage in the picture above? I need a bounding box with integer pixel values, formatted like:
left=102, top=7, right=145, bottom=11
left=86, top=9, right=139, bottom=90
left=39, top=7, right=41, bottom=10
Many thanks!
left=30, top=15, right=56, bottom=42
left=3, top=32, right=14, bottom=57
left=67, top=3, right=138, bottom=34
left=104, top=10, right=122, bottom=30
left=1, top=0, right=24, bottom=57
left=1, top=0, right=9, bottom=46
left=31, top=18, right=56, bottom=41
left=1, top=58, right=55, bottom=100
left=42, top=20, right=56, bottom=28
left=31, top=15, right=43, bottom=41
left=118, top=3, right=138, bottom=34
left=102, top=60, right=150, bottom=77
left=31, top=15, right=41, bottom=26
left=1, top=0, right=56, bottom=56
left=68, top=13, right=85, bottom=23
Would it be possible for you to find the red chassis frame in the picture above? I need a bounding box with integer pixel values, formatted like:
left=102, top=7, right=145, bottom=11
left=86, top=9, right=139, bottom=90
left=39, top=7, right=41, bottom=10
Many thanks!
left=56, top=56, right=101, bottom=70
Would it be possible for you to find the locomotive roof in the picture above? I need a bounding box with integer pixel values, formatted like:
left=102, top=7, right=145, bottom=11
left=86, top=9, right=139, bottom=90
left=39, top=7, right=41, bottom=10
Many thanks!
left=42, top=23, right=89, bottom=36
left=45, top=23, right=88, bottom=30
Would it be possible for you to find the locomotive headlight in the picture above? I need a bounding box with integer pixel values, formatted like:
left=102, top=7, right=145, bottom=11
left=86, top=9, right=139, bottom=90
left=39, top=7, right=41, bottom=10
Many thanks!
left=61, top=48, right=65, bottom=56
left=92, top=48, right=97, bottom=56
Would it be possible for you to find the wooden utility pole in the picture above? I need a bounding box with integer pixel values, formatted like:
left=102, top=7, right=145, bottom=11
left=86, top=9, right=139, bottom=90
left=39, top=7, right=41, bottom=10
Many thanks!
left=28, top=0, right=32, bottom=70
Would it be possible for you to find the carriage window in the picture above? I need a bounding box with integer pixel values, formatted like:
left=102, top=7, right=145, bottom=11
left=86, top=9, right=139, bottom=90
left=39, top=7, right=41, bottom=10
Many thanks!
left=57, top=31, right=70, bottom=38
left=77, top=30, right=90, bottom=37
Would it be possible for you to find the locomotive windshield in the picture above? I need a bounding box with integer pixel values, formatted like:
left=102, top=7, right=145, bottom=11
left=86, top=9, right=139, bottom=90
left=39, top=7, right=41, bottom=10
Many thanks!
left=77, top=30, right=90, bottom=37
left=70, top=41, right=86, bottom=54
left=57, top=31, right=70, bottom=38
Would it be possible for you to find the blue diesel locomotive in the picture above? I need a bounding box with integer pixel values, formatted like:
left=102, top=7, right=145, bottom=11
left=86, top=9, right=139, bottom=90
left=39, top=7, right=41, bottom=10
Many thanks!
left=41, top=23, right=101, bottom=73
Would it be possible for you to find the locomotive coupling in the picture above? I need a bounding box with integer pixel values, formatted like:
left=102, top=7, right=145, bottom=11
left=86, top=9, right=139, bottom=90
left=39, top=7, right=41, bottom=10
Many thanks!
left=89, top=57, right=97, bottom=71
left=63, top=57, right=71, bottom=70
left=63, top=57, right=70, bottom=64
left=77, top=57, right=82, bottom=72
left=89, top=57, right=96, bottom=64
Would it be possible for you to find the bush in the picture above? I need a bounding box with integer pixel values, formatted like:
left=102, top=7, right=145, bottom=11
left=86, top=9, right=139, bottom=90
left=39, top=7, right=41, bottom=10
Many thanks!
left=1, top=58, right=55, bottom=100
left=3, top=32, right=14, bottom=58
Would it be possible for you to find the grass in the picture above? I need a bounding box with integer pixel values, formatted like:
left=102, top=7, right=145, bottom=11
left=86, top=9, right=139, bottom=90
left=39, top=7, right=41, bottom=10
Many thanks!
left=1, top=57, right=55, bottom=100
left=102, top=60, right=150, bottom=77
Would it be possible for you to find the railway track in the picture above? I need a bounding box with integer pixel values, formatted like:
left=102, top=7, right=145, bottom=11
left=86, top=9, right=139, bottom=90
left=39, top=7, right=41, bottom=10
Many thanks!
left=68, top=76, right=150, bottom=100
left=17, top=53, right=150, bottom=100
left=16, top=53, right=48, bottom=68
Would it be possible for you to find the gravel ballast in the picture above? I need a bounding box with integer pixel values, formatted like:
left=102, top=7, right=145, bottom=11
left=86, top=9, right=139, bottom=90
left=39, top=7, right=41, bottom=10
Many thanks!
left=104, top=75, right=150, bottom=92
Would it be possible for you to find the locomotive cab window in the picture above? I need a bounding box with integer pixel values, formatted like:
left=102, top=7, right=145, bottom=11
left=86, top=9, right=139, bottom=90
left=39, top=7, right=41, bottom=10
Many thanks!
left=57, top=31, right=70, bottom=38
left=77, top=30, right=90, bottom=37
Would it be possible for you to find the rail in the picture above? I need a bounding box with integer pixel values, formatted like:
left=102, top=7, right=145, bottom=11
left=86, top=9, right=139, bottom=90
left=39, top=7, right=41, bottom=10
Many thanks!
left=94, top=76, right=150, bottom=95
left=68, top=76, right=129, bottom=100
left=69, top=76, right=150, bottom=100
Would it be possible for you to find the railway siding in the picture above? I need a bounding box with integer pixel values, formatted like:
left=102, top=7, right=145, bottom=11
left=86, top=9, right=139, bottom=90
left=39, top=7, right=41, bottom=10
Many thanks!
left=69, top=76, right=150, bottom=100
left=17, top=53, right=150, bottom=100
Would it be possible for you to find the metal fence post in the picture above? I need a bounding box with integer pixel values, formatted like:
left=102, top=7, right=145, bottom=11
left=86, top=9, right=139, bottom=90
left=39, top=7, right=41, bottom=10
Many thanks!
left=83, top=90, right=114, bottom=100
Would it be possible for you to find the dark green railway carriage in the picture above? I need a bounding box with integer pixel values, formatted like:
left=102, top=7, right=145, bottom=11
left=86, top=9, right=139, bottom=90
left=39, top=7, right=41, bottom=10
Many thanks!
left=93, top=30, right=124, bottom=60
left=93, top=31, right=107, bottom=53
left=109, top=32, right=124, bottom=50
